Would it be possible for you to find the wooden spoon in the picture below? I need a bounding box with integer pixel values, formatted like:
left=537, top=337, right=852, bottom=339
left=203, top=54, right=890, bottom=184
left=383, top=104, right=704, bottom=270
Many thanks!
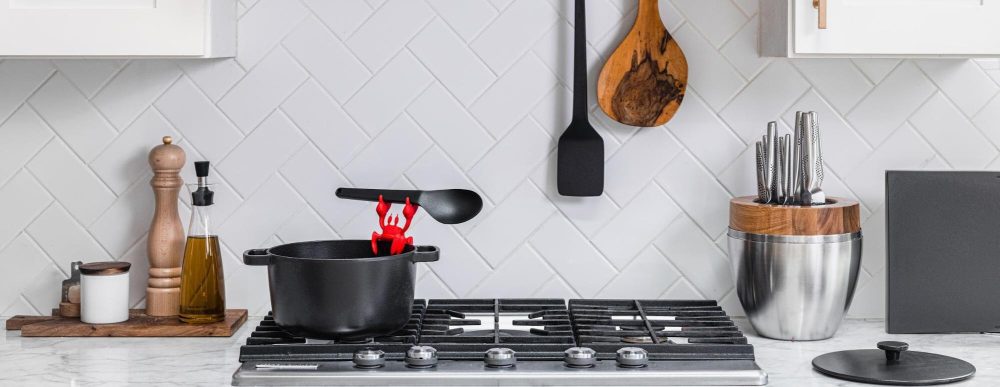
left=597, top=0, right=688, bottom=127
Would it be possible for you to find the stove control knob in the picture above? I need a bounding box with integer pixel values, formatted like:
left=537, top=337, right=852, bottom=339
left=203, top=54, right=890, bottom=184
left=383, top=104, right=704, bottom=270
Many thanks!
left=353, top=349, right=386, bottom=368
left=405, top=346, right=438, bottom=368
left=563, top=347, right=597, bottom=368
left=484, top=347, right=516, bottom=368
left=616, top=347, right=648, bottom=368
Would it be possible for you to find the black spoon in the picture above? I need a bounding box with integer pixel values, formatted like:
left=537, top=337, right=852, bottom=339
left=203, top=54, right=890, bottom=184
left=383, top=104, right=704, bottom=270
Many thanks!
left=335, top=188, right=484, bottom=224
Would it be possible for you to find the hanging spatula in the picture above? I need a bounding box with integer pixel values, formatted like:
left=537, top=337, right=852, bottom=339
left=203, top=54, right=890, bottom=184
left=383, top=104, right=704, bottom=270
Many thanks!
left=557, top=0, right=604, bottom=197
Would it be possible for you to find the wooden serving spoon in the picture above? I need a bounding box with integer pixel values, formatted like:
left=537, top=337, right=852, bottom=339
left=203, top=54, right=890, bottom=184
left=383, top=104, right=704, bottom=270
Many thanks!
left=597, top=0, right=688, bottom=127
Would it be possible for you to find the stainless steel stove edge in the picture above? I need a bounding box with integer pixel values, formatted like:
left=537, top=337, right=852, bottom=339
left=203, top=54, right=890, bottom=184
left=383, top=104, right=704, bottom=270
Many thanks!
left=231, top=360, right=768, bottom=386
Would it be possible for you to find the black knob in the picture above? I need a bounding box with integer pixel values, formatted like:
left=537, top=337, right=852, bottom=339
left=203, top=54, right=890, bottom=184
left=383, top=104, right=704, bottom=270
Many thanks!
left=877, top=341, right=909, bottom=363
left=195, top=161, right=210, bottom=177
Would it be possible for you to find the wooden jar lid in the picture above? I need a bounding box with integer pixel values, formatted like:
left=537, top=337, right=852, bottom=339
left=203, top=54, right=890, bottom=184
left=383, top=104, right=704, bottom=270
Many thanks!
left=729, top=196, right=861, bottom=236
left=80, top=261, right=131, bottom=276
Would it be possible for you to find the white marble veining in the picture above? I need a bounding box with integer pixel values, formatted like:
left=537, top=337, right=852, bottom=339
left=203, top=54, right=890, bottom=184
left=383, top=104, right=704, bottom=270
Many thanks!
left=2, top=318, right=999, bottom=386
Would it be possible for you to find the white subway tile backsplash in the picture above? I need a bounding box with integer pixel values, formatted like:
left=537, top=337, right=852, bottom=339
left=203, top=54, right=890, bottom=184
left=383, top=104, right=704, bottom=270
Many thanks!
left=236, top=0, right=309, bottom=69
left=909, top=93, right=997, bottom=169
left=218, top=112, right=307, bottom=197
left=467, top=182, right=555, bottom=266
left=409, top=19, right=496, bottom=106
left=281, top=80, right=369, bottom=169
left=28, top=74, right=116, bottom=162
left=471, top=0, right=558, bottom=74
left=342, top=115, right=433, bottom=189
left=407, top=84, right=493, bottom=170
left=594, top=184, right=681, bottom=269
left=656, top=152, right=732, bottom=239
left=426, top=0, right=497, bottom=42
left=792, top=59, right=873, bottom=114
left=27, top=141, right=115, bottom=226
left=720, top=60, right=810, bottom=142
left=470, top=118, right=553, bottom=202
left=0, top=171, right=52, bottom=249
left=671, top=0, right=747, bottom=49
left=219, top=47, right=309, bottom=133
left=598, top=246, right=679, bottom=299
left=673, top=24, right=746, bottom=112
left=0, top=106, right=53, bottom=187
left=471, top=54, right=558, bottom=138
left=604, top=127, right=681, bottom=204
left=0, top=60, right=55, bottom=123
left=26, top=204, right=111, bottom=271
left=917, top=59, right=999, bottom=117
left=344, top=51, right=434, bottom=136
left=345, top=0, right=435, bottom=71
left=52, top=60, right=125, bottom=98
left=91, top=109, right=179, bottom=195
left=529, top=215, right=616, bottom=297
left=300, top=0, right=372, bottom=41
left=654, top=215, right=732, bottom=299
left=1, top=0, right=996, bottom=319
left=847, top=62, right=936, bottom=146
left=91, top=61, right=182, bottom=129
left=283, top=17, right=371, bottom=104
left=155, top=77, right=243, bottom=163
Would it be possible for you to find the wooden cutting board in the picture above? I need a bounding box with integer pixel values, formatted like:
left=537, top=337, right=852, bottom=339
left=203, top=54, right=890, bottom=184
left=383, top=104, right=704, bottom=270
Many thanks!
left=5, top=309, right=247, bottom=337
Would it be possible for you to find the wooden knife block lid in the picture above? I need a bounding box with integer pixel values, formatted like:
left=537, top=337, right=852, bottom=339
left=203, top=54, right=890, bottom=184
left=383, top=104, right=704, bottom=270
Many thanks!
left=729, top=196, right=861, bottom=236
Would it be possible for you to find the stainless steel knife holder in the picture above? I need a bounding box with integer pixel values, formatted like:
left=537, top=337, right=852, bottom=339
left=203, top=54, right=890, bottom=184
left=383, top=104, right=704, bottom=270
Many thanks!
left=728, top=196, right=862, bottom=341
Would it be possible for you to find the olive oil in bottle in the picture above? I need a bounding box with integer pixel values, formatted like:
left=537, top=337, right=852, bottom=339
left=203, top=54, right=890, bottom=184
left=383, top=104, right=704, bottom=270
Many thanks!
left=179, top=161, right=225, bottom=324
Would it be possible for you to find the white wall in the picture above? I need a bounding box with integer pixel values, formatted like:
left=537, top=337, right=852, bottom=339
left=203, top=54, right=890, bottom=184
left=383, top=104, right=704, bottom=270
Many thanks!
left=2, top=0, right=999, bottom=318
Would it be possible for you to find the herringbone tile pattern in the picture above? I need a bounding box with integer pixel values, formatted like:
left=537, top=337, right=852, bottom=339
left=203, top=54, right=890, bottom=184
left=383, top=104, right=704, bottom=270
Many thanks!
left=2, top=0, right=999, bottom=318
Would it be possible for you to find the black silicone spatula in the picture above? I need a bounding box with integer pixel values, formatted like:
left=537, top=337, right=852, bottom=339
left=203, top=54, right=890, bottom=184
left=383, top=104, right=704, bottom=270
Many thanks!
left=557, top=0, right=604, bottom=197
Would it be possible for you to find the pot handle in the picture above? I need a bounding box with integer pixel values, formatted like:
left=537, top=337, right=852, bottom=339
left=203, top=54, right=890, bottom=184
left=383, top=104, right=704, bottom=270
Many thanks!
left=411, top=245, right=440, bottom=262
left=243, top=249, right=271, bottom=266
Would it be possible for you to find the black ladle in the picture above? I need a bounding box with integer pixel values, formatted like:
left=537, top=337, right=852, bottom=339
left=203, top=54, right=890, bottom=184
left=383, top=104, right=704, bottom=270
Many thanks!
left=335, top=188, right=483, bottom=225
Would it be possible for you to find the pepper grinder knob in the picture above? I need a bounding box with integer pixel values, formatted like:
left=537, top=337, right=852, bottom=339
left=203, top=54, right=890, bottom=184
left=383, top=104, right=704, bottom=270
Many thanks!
left=146, top=135, right=186, bottom=316
left=878, top=341, right=908, bottom=364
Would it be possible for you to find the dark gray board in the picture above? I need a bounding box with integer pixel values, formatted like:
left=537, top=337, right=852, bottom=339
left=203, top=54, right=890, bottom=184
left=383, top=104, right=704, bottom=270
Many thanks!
left=886, top=171, right=1000, bottom=333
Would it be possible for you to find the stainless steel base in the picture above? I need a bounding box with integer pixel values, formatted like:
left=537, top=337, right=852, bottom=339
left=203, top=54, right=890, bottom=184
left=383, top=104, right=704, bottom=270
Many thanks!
left=728, top=229, right=862, bottom=341
left=232, top=360, right=768, bottom=386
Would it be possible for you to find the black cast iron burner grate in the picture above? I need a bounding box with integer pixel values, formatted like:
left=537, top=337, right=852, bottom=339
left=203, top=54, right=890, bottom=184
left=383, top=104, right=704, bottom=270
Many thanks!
left=238, top=299, right=755, bottom=363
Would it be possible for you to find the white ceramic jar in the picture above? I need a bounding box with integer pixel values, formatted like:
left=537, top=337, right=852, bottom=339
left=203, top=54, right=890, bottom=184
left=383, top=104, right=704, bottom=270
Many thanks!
left=80, top=262, right=131, bottom=324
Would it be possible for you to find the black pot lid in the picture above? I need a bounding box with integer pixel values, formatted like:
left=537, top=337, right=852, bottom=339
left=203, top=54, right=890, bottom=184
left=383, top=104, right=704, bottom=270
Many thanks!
left=813, top=341, right=975, bottom=385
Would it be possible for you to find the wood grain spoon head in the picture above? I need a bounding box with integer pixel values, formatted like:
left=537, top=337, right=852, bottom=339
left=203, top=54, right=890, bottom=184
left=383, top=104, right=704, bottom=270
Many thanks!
left=597, top=0, right=688, bottom=128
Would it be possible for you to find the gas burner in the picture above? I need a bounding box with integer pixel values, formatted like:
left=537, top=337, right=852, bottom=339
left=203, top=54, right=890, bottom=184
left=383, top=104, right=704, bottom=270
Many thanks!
left=458, top=329, right=534, bottom=337
left=234, top=299, right=766, bottom=386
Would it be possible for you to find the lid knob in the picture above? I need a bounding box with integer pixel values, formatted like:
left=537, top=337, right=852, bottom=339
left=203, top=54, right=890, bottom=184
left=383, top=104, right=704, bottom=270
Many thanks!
left=877, top=341, right=909, bottom=364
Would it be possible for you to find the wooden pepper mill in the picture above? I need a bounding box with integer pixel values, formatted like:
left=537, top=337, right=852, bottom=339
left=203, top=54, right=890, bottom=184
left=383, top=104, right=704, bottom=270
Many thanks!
left=146, top=136, right=186, bottom=316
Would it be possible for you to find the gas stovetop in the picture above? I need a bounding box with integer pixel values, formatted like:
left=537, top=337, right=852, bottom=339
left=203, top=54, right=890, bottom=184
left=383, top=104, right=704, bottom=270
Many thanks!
left=232, top=299, right=767, bottom=386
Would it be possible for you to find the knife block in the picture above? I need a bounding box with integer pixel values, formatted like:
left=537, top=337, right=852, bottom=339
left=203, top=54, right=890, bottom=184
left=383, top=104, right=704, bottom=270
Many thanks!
left=728, top=196, right=860, bottom=235
left=146, top=136, right=186, bottom=316
left=728, top=196, right=862, bottom=340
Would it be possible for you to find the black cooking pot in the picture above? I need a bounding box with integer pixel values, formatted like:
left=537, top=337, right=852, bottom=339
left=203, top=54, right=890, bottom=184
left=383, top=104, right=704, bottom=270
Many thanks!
left=243, top=240, right=439, bottom=339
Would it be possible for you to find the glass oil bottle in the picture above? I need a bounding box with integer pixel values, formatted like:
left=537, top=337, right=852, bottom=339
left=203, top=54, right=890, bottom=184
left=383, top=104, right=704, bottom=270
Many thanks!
left=179, top=161, right=225, bottom=324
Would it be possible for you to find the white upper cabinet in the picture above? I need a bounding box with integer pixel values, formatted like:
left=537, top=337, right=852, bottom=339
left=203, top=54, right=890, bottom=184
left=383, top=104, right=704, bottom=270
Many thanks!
left=760, top=0, right=1000, bottom=57
left=0, top=0, right=235, bottom=58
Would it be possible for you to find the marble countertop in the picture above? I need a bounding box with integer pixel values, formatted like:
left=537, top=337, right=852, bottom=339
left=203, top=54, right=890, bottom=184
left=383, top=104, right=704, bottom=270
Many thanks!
left=2, top=318, right=998, bottom=386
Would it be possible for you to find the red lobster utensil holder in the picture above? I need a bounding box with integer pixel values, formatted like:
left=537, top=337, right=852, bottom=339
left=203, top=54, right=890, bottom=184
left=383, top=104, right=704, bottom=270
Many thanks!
left=371, top=195, right=418, bottom=255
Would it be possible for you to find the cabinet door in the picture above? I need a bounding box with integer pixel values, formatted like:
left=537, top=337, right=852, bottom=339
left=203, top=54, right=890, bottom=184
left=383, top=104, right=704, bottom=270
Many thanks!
left=0, top=0, right=207, bottom=56
left=794, top=0, right=1000, bottom=56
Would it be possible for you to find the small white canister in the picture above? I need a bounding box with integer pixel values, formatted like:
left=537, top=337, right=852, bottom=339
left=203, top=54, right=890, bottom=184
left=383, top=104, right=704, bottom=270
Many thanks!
left=80, top=261, right=131, bottom=324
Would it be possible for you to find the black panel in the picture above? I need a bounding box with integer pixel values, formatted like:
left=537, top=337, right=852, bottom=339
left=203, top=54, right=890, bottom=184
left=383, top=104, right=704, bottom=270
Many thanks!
left=886, top=171, right=1000, bottom=333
